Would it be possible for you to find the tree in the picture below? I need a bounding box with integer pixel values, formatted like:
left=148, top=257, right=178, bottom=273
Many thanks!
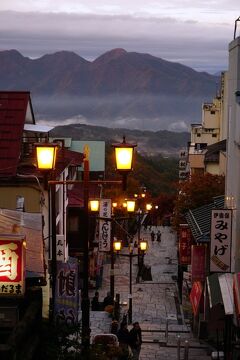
left=172, top=173, right=225, bottom=228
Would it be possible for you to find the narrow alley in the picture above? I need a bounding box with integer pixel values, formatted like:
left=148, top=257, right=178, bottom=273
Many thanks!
left=88, top=226, right=212, bottom=360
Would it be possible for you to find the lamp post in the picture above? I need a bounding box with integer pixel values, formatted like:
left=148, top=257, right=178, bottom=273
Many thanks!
left=35, top=137, right=136, bottom=351
left=113, top=239, right=148, bottom=324
left=35, top=142, right=58, bottom=321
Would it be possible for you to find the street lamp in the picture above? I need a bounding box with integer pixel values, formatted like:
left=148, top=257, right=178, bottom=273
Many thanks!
left=126, top=200, right=135, bottom=213
left=112, top=136, right=137, bottom=191
left=35, top=142, right=58, bottom=322
left=90, top=199, right=100, bottom=212
left=36, top=138, right=137, bottom=351
left=113, top=238, right=147, bottom=324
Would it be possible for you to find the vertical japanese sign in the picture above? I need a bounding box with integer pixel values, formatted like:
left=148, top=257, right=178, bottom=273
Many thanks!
left=56, top=235, right=65, bottom=262
left=191, top=245, right=206, bottom=283
left=0, top=234, right=26, bottom=296
left=179, top=225, right=192, bottom=265
left=55, top=258, right=78, bottom=324
left=99, top=199, right=111, bottom=252
left=210, top=209, right=232, bottom=272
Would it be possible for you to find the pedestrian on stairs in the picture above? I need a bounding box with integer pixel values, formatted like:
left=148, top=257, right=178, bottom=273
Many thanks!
left=151, top=230, right=155, bottom=242
left=156, top=230, right=161, bottom=243
left=129, top=322, right=142, bottom=360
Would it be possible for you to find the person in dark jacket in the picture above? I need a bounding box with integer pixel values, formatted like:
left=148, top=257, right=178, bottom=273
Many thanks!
left=103, top=291, right=114, bottom=309
left=129, top=322, right=142, bottom=359
left=91, top=291, right=100, bottom=311
left=156, top=230, right=161, bottom=243
left=117, top=322, right=131, bottom=359
left=151, top=230, right=155, bottom=242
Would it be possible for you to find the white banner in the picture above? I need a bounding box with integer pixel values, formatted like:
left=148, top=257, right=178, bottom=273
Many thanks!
left=99, top=199, right=111, bottom=252
left=210, top=209, right=232, bottom=272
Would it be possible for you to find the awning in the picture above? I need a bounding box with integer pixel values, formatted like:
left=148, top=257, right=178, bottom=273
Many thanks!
left=218, top=273, right=233, bottom=315
left=207, top=273, right=233, bottom=315
left=207, top=273, right=223, bottom=308
left=190, top=281, right=203, bottom=316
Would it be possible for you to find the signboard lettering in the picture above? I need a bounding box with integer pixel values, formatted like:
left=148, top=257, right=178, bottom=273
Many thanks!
left=210, top=209, right=232, bottom=272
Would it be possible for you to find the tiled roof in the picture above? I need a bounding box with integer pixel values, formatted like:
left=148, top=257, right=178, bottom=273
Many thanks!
left=0, top=91, right=34, bottom=177
left=185, top=195, right=224, bottom=242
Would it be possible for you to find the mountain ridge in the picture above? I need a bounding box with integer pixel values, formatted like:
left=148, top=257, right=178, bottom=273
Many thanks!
left=50, top=123, right=190, bottom=157
left=0, top=48, right=219, bottom=130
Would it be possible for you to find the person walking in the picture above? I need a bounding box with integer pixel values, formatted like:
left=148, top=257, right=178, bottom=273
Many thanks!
left=117, top=322, right=132, bottom=359
left=151, top=230, right=155, bottom=242
left=103, top=291, right=114, bottom=309
left=156, top=230, right=161, bottom=243
left=129, top=322, right=142, bottom=360
left=91, top=291, right=100, bottom=311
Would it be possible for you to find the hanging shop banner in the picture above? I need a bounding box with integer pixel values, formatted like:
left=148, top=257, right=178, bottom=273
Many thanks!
left=0, top=209, right=44, bottom=279
left=99, top=199, right=111, bottom=252
left=182, top=271, right=192, bottom=321
left=190, top=281, right=203, bottom=316
left=179, top=225, right=192, bottom=265
left=191, top=245, right=206, bottom=283
left=210, top=209, right=232, bottom=272
left=0, top=234, right=26, bottom=296
left=55, top=258, right=78, bottom=324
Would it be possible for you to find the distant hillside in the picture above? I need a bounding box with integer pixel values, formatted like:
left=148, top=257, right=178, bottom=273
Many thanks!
left=50, top=123, right=190, bottom=156
left=0, top=48, right=219, bottom=130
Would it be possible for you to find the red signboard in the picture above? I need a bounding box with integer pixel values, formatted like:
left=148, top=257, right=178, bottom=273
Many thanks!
left=179, top=225, right=192, bottom=265
left=190, top=281, right=203, bottom=316
left=0, top=234, right=26, bottom=296
left=191, top=245, right=206, bottom=283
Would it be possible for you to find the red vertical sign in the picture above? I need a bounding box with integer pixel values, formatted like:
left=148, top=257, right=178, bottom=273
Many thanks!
left=191, top=245, right=206, bottom=283
left=190, top=281, right=203, bottom=315
left=179, top=225, right=192, bottom=265
left=0, top=234, right=26, bottom=296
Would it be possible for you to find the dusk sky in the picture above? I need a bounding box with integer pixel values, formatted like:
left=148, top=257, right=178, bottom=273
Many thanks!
left=0, top=1, right=239, bottom=73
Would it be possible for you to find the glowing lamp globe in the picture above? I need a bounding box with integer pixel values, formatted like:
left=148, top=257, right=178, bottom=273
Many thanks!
left=35, top=143, right=58, bottom=170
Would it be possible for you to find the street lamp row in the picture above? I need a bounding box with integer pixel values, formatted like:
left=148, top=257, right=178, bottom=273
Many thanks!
left=35, top=136, right=137, bottom=353
left=112, top=239, right=148, bottom=324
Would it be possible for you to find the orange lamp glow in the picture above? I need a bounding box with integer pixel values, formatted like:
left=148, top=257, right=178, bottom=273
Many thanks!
left=113, top=240, right=122, bottom=252
left=35, top=143, right=58, bottom=170
left=140, top=240, right=148, bottom=252
left=90, top=200, right=99, bottom=212
left=127, top=200, right=135, bottom=213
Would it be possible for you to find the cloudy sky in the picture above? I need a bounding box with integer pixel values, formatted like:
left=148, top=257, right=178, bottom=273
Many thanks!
left=0, top=1, right=239, bottom=73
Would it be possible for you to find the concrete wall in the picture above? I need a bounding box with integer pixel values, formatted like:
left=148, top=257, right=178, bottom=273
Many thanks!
left=226, top=36, right=240, bottom=272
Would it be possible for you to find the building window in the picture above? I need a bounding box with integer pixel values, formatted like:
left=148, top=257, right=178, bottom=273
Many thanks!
left=210, top=110, right=215, bottom=114
left=197, top=134, right=201, bottom=137
left=212, top=134, right=217, bottom=137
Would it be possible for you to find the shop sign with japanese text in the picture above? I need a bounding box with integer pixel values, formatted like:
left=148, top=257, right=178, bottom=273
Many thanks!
left=179, top=225, right=192, bottom=265
left=0, top=234, right=26, bottom=296
left=55, top=258, right=78, bottom=324
left=210, top=209, right=232, bottom=272
left=99, top=199, right=111, bottom=252
left=191, top=245, right=206, bottom=283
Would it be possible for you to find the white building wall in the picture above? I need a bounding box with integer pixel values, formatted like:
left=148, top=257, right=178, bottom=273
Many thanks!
left=226, top=36, right=240, bottom=272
